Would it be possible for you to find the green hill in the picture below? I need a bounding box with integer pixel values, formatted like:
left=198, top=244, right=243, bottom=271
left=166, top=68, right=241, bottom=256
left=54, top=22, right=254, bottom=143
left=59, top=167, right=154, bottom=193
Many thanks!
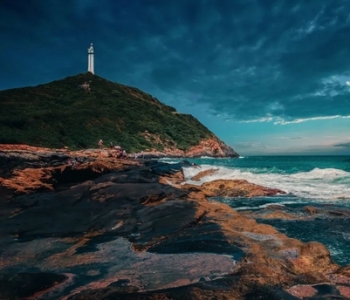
left=0, top=73, right=216, bottom=152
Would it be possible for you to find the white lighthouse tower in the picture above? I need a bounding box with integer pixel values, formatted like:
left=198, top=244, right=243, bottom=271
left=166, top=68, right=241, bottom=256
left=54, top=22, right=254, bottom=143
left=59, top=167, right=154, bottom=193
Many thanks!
left=88, top=43, right=94, bottom=74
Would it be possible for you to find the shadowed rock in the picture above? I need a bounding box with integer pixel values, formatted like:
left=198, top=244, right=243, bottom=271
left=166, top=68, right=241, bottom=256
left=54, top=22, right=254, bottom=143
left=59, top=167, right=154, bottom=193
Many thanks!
left=0, top=272, right=68, bottom=299
left=0, top=145, right=350, bottom=299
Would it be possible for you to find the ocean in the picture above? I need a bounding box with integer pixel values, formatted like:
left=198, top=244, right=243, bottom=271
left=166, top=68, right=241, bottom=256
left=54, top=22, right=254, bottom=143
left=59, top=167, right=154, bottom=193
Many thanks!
left=160, top=156, right=350, bottom=265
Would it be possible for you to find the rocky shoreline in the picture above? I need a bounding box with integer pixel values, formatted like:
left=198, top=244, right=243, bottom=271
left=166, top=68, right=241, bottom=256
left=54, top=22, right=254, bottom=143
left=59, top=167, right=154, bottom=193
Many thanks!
left=1, top=145, right=350, bottom=299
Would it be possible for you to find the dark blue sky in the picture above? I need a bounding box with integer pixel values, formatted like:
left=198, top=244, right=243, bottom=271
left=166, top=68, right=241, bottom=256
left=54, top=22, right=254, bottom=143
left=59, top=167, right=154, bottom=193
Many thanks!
left=1, top=0, right=350, bottom=154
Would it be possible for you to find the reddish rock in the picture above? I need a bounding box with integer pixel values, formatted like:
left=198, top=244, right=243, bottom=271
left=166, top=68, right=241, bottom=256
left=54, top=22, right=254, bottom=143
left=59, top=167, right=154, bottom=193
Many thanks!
left=287, top=284, right=318, bottom=298
left=191, top=168, right=218, bottom=181
left=158, top=169, right=185, bottom=185
left=200, top=179, right=286, bottom=198
left=304, top=206, right=318, bottom=215
left=138, top=136, right=239, bottom=158
left=1, top=144, right=350, bottom=300
left=186, top=137, right=239, bottom=158
left=300, top=242, right=334, bottom=268
left=337, top=285, right=350, bottom=298
left=0, top=144, right=52, bottom=151
left=242, top=210, right=298, bottom=220
left=0, top=167, right=57, bottom=194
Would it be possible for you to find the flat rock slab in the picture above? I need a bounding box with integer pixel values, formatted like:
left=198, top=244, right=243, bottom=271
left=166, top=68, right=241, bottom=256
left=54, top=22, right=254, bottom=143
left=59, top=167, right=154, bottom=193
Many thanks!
left=1, top=237, right=237, bottom=299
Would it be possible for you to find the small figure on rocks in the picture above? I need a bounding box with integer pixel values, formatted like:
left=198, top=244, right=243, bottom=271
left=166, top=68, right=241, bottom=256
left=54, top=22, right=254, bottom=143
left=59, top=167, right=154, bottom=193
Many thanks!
left=68, top=158, right=78, bottom=169
left=98, top=139, right=103, bottom=149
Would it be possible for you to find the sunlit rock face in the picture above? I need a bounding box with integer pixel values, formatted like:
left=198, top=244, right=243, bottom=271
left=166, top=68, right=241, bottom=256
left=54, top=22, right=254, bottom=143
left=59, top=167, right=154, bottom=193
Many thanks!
left=185, top=137, right=239, bottom=158
left=0, top=145, right=350, bottom=299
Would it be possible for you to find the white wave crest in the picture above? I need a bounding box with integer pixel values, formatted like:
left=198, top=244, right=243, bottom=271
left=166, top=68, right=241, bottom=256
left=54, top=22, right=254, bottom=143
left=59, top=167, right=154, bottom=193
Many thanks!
left=157, top=158, right=182, bottom=164
left=291, top=168, right=350, bottom=180
left=183, top=165, right=350, bottom=201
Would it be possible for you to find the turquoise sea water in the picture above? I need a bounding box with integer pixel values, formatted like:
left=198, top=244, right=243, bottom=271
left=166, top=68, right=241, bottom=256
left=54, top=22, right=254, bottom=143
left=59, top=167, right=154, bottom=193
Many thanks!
left=160, top=156, right=350, bottom=265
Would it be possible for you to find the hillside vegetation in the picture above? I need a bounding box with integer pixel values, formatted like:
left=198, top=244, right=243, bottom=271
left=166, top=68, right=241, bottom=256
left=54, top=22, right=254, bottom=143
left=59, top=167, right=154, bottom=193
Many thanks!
left=0, top=73, right=214, bottom=152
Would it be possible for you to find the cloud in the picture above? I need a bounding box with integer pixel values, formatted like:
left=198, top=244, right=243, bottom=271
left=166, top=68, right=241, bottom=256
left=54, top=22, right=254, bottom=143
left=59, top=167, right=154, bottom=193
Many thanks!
left=277, top=136, right=305, bottom=140
left=274, top=115, right=350, bottom=125
left=238, top=115, right=350, bottom=125
left=2, top=0, right=350, bottom=125
left=334, top=142, right=350, bottom=148
left=234, top=141, right=269, bottom=150
left=138, top=1, right=350, bottom=123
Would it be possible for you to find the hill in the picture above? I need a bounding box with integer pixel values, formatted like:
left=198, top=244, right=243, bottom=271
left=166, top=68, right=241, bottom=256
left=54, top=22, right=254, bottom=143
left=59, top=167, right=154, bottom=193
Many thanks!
left=0, top=73, right=238, bottom=156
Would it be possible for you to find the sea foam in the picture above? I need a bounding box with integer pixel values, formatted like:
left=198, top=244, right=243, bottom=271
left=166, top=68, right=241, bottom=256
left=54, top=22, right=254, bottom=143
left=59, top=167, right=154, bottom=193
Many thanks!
left=183, top=164, right=350, bottom=201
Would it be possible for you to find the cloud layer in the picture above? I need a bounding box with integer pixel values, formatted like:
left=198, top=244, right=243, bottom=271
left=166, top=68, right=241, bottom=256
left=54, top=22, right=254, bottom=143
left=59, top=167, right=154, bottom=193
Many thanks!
left=1, top=0, right=350, bottom=124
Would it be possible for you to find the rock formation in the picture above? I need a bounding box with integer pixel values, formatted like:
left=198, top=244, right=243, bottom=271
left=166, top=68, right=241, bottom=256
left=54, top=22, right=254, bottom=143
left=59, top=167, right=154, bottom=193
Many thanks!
left=0, top=145, right=350, bottom=299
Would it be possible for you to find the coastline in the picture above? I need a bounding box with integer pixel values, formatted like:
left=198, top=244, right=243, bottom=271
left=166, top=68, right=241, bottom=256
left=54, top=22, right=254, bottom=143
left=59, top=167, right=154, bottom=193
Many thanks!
left=1, top=145, right=350, bottom=299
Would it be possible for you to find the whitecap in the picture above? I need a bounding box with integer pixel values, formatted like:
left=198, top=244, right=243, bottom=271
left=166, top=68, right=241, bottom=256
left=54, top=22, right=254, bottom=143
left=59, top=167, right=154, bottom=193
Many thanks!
left=182, top=164, right=350, bottom=201
left=157, top=158, right=182, bottom=164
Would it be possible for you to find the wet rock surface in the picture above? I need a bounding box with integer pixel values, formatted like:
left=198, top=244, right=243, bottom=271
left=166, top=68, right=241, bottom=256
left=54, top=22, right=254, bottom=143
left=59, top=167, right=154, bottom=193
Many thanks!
left=232, top=198, right=350, bottom=267
left=200, top=179, right=286, bottom=197
left=190, top=168, right=218, bottom=181
left=1, top=146, right=350, bottom=299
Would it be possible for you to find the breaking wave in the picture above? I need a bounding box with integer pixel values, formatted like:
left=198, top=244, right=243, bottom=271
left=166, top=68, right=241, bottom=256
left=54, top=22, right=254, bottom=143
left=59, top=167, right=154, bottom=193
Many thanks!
left=183, top=165, right=350, bottom=201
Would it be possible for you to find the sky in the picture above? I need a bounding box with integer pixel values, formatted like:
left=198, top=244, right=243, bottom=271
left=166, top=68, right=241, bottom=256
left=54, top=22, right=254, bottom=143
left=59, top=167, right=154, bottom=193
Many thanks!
left=1, top=0, right=350, bottom=155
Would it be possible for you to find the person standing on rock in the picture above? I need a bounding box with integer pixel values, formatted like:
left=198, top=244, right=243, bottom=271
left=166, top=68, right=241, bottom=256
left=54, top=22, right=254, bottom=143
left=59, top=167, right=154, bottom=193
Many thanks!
left=98, top=139, right=103, bottom=149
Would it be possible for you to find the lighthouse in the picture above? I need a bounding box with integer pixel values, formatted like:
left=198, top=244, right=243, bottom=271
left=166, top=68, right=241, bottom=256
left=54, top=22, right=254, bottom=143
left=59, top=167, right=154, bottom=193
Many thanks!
left=88, top=43, right=94, bottom=74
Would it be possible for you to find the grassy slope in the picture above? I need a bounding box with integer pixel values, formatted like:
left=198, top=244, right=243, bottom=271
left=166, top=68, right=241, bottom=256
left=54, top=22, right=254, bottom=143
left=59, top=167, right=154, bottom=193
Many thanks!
left=0, top=73, right=213, bottom=152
